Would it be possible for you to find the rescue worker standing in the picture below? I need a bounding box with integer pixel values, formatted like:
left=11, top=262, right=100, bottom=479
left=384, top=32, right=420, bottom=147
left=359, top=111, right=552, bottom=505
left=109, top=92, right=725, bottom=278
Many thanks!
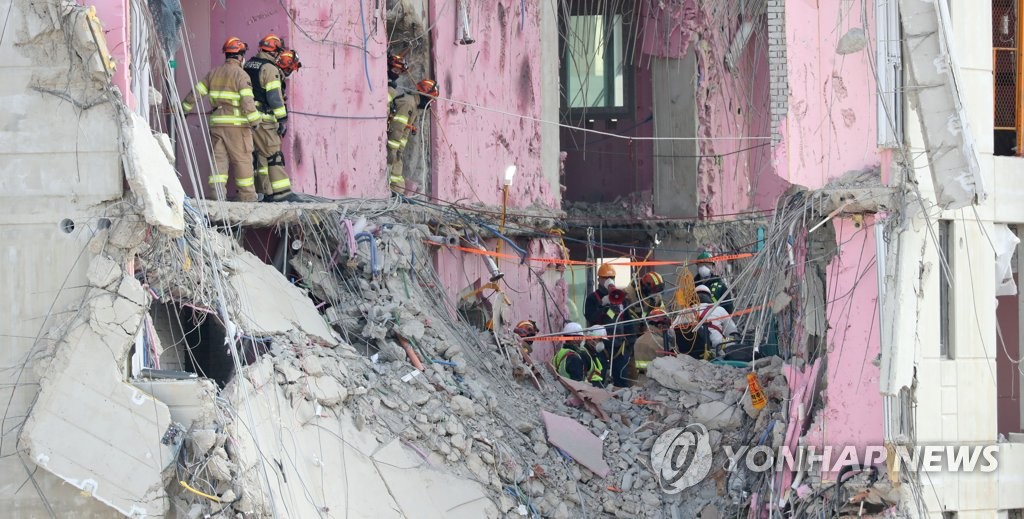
left=693, top=251, right=734, bottom=314
left=386, top=54, right=413, bottom=191
left=386, top=53, right=438, bottom=192
left=584, top=264, right=622, bottom=327
left=244, top=34, right=297, bottom=202
left=181, top=37, right=261, bottom=201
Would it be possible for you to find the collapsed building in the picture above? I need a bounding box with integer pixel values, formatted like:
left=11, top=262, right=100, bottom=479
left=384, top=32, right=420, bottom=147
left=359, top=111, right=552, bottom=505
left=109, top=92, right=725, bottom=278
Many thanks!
left=3, top=0, right=1024, bottom=518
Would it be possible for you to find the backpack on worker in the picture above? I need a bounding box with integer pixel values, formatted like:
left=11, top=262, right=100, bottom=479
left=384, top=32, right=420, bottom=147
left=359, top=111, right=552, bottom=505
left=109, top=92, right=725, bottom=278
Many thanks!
left=675, top=322, right=713, bottom=360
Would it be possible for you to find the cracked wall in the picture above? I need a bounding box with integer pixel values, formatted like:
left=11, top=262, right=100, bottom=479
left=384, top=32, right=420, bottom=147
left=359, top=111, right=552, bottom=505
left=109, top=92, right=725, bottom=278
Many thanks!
left=0, top=2, right=128, bottom=515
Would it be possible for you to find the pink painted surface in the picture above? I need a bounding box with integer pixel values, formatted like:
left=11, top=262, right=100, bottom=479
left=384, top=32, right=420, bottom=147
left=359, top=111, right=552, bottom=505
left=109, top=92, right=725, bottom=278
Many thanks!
left=88, top=0, right=133, bottom=108
left=804, top=219, right=884, bottom=469
left=699, top=25, right=774, bottom=217
left=542, top=410, right=611, bottom=477
left=776, top=1, right=881, bottom=191
left=281, top=0, right=389, bottom=199
left=777, top=358, right=821, bottom=493
left=428, top=0, right=557, bottom=209
left=639, top=0, right=699, bottom=59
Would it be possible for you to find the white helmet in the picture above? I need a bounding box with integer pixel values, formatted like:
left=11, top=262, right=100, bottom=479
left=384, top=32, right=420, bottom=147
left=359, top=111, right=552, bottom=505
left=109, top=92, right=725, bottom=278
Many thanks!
left=586, top=325, right=607, bottom=337
left=694, top=285, right=712, bottom=295
left=561, top=322, right=584, bottom=335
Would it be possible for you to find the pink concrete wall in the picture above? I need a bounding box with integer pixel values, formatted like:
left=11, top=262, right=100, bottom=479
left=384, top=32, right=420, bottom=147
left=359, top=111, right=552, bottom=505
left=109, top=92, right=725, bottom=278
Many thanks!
left=428, top=0, right=557, bottom=208
left=772, top=2, right=881, bottom=192
left=279, top=0, right=390, bottom=199
left=88, top=0, right=133, bottom=108
left=814, top=219, right=884, bottom=451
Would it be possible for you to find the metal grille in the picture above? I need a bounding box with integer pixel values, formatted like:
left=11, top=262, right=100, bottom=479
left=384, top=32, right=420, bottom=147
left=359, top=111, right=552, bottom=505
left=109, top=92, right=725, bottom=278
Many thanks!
left=994, top=48, right=1018, bottom=129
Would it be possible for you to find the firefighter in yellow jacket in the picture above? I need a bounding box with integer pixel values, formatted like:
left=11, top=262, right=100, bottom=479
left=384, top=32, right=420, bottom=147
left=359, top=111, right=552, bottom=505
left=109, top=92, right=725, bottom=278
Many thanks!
left=386, top=54, right=438, bottom=192
left=181, top=37, right=261, bottom=202
left=244, top=34, right=298, bottom=202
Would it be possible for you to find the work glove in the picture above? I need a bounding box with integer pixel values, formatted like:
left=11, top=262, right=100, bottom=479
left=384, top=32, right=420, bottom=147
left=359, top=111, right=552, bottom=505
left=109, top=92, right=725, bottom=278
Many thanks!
left=277, top=121, right=287, bottom=137
left=601, top=295, right=611, bottom=306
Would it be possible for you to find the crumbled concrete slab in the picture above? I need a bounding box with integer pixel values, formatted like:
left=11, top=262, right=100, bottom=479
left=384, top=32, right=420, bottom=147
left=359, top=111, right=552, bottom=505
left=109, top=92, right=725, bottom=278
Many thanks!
left=132, top=379, right=218, bottom=428
left=371, top=439, right=497, bottom=519
left=21, top=320, right=175, bottom=517
left=221, top=234, right=337, bottom=345
left=122, top=111, right=184, bottom=236
left=86, top=254, right=121, bottom=288
left=691, top=401, right=744, bottom=430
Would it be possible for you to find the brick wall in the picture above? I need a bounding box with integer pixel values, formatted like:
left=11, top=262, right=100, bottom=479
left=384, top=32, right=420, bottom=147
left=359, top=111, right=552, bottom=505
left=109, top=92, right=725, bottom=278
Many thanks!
left=767, top=0, right=788, bottom=145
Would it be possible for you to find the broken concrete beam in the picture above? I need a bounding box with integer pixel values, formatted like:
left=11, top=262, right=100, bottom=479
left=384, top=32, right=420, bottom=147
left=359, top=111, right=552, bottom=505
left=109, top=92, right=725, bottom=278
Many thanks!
left=122, top=112, right=185, bottom=236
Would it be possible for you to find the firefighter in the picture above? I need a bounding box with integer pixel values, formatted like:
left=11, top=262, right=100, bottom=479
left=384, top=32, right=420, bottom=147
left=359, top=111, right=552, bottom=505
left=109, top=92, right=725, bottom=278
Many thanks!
left=553, top=322, right=588, bottom=382
left=276, top=49, right=302, bottom=79
left=386, top=53, right=438, bottom=192
left=244, top=34, right=298, bottom=202
left=181, top=37, right=261, bottom=201
left=513, top=319, right=539, bottom=353
left=584, top=263, right=623, bottom=327
left=693, top=251, right=734, bottom=314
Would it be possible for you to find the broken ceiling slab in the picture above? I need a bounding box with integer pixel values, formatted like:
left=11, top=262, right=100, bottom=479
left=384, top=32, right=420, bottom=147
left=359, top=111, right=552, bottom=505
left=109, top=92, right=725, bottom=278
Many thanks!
left=197, top=199, right=346, bottom=226
left=541, top=411, right=611, bottom=478
left=213, top=232, right=338, bottom=345
left=122, top=111, right=185, bottom=236
left=21, top=321, right=175, bottom=517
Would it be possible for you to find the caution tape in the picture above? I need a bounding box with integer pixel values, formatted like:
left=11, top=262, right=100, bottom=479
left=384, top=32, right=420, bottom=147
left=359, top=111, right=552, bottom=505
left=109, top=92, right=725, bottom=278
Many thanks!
left=423, top=240, right=754, bottom=267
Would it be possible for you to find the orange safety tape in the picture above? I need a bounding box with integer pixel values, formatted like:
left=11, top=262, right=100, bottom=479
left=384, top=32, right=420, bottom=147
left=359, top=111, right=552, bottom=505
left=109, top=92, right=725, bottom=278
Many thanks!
left=423, top=240, right=754, bottom=267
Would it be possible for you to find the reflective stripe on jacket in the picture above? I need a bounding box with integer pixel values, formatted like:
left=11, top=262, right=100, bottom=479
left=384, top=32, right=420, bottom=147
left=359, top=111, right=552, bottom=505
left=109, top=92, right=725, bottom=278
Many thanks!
left=182, top=58, right=260, bottom=127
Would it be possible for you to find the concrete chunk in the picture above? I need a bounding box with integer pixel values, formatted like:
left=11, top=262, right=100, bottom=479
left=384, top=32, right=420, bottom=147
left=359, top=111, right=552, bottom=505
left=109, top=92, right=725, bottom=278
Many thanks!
left=86, top=255, right=120, bottom=288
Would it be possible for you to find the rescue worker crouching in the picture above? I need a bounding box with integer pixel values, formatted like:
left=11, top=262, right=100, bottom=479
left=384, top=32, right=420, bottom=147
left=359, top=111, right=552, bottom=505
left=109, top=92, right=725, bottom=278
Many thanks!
left=553, top=322, right=595, bottom=383
left=181, top=37, right=261, bottom=202
left=512, top=319, right=539, bottom=354
left=674, top=284, right=739, bottom=360
left=583, top=325, right=610, bottom=387
left=634, top=308, right=674, bottom=380
left=244, top=34, right=299, bottom=203
left=693, top=251, right=734, bottom=314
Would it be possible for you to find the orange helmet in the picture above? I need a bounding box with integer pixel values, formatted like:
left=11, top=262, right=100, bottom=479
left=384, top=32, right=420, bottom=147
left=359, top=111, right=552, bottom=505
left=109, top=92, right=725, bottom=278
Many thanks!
left=640, top=272, right=665, bottom=295
left=597, top=263, right=615, bottom=279
left=388, top=53, right=408, bottom=73
left=416, top=79, right=438, bottom=96
left=259, top=33, right=285, bottom=53
left=222, top=37, right=248, bottom=55
left=513, top=320, right=538, bottom=339
left=277, top=49, right=302, bottom=76
left=648, top=308, right=670, bottom=328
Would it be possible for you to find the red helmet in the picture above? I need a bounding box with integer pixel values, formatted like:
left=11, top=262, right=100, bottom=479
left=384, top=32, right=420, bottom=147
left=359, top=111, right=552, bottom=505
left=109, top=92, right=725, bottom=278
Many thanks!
left=648, top=308, right=670, bottom=328
left=222, top=37, right=248, bottom=55
left=276, top=49, right=302, bottom=76
left=416, top=79, right=438, bottom=97
left=513, top=320, right=538, bottom=339
left=640, top=272, right=665, bottom=295
left=259, top=33, right=285, bottom=53
left=388, top=53, right=408, bottom=73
